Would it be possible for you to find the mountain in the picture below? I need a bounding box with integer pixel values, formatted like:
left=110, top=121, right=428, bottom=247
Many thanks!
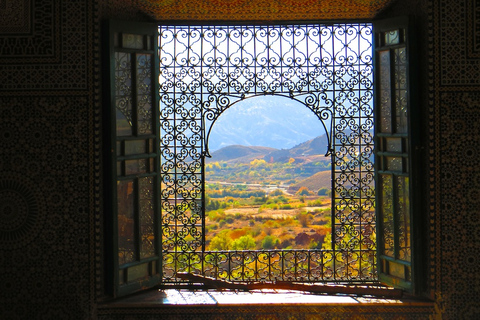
left=207, top=95, right=328, bottom=152
left=207, top=134, right=329, bottom=164
left=207, top=145, right=277, bottom=163
left=262, top=135, right=329, bottom=163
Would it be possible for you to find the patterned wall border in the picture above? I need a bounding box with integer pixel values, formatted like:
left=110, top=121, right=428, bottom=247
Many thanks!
left=89, top=0, right=102, bottom=316
left=0, top=1, right=93, bottom=91
left=426, top=0, right=439, bottom=303
left=0, top=0, right=60, bottom=63
left=432, top=0, right=480, bottom=318
left=0, top=0, right=31, bottom=34
left=437, top=90, right=480, bottom=318
left=97, top=304, right=435, bottom=319
left=438, top=0, right=480, bottom=86
left=432, top=0, right=444, bottom=314
left=470, top=0, right=480, bottom=57
left=0, top=93, right=93, bottom=319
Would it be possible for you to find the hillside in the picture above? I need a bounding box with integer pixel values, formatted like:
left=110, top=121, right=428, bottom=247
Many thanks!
left=207, top=134, right=329, bottom=164
left=207, top=145, right=277, bottom=163
left=262, top=135, right=329, bottom=162
left=289, top=170, right=331, bottom=193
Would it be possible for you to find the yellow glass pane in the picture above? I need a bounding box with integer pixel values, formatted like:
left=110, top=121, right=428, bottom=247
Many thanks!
left=125, top=140, right=147, bottom=155
left=128, top=263, right=150, bottom=282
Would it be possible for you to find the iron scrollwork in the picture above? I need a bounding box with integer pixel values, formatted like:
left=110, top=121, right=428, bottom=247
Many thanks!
left=158, top=23, right=375, bottom=283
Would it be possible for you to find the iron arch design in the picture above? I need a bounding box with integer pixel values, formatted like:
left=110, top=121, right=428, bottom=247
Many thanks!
left=203, top=94, right=333, bottom=158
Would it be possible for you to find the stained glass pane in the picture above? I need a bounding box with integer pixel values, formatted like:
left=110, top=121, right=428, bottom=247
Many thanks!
left=378, top=50, right=391, bottom=133
left=137, top=54, right=153, bottom=134
left=386, top=156, right=402, bottom=172
left=117, top=180, right=135, bottom=265
left=115, top=52, right=133, bottom=136
left=386, top=137, right=402, bottom=152
left=125, top=140, right=146, bottom=155
left=384, top=30, right=399, bottom=45
left=139, top=177, right=155, bottom=259
left=380, top=174, right=394, bottom=258
left=127, top=263, right=149, bottom=282
left=125, top=159, right=147, bottom=175
left=122, top=33, right=144, bottom=49
left=396, top=176, right=411, bottom=261
left=388, top=261, right=405, bottom=279
left=395, top=48, right=408, bottom=133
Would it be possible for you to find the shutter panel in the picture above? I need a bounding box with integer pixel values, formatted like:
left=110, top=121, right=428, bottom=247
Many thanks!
left=104, top=20, right=161, bottom=297
left=374, top=17, right=419, bottom=292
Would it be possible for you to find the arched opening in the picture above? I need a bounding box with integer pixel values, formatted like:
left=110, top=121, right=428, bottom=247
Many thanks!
left=205, top=95, right=332, bottom=251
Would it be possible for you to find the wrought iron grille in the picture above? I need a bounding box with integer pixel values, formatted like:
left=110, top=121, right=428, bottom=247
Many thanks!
left=158, top=23, right=375, bottom=283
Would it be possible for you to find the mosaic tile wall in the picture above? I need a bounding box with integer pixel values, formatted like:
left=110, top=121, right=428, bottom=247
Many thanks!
left=0, top=0, right=99, bottom=319
left=0, top=0, right=479, bottom=319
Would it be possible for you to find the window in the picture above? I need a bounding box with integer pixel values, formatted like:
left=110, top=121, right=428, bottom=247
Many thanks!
left=104, top=18, right=418, bottom=298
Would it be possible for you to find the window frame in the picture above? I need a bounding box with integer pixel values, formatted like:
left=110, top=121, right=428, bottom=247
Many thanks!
left=103, top=17, right=423, bottom=299
left=373, top=16, right=424, bottom=294
left=103, top=20, right=163, bottom=298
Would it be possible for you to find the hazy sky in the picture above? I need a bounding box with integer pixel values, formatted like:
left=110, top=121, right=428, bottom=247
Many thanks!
left=207, top=95, right=328, bottom=151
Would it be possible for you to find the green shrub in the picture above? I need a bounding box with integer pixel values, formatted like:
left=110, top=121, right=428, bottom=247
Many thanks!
left=231, top=235, right=256, bottom=250
left=317, top=187, right=330, bottom=196
left=269, top=189, right=284, bottom=196
left=209, top=230, right=232, bottom=250
left=261, top=235, right=277, bottom=249
left=296, top=212, right=313, bottom=227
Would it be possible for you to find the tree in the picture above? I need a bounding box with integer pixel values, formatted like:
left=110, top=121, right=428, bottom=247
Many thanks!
left=231, top=235, right=256, bottom=250
left=269, top=189, right=284, bottom=196
left=250, top=158, right=267, bottom=167
left=209, top=230, right=232, bottom=250
left=261, top=235, right=279, bottom=249
left=317, top=187, right=330, bottom=196
left=296, top=186, right=312, bottom=196
left=296, top=211, right=313, bottom=227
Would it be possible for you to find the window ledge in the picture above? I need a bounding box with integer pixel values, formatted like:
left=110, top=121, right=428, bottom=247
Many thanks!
left=98, top=289, right=435, bottom=319
left=98, top=288, right=434, bottom=308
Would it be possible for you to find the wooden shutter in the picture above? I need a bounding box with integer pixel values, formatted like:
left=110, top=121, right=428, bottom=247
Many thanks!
left=374, top=17, right=421, bottom=292
left=104, top=20, right=161, bottom=297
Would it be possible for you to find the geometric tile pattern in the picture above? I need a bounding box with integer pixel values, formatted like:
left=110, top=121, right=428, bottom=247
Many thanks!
left=470, top=0, right=480, bottom=57
left=0, top=0, right=57, bottom=62
left=0, top=0, right=91, bottom=91
left=437, top=0, right=480, bottom=85
left=437, top=91, right=480, bottom=319
left=0, top=0, right=31, bottom=34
